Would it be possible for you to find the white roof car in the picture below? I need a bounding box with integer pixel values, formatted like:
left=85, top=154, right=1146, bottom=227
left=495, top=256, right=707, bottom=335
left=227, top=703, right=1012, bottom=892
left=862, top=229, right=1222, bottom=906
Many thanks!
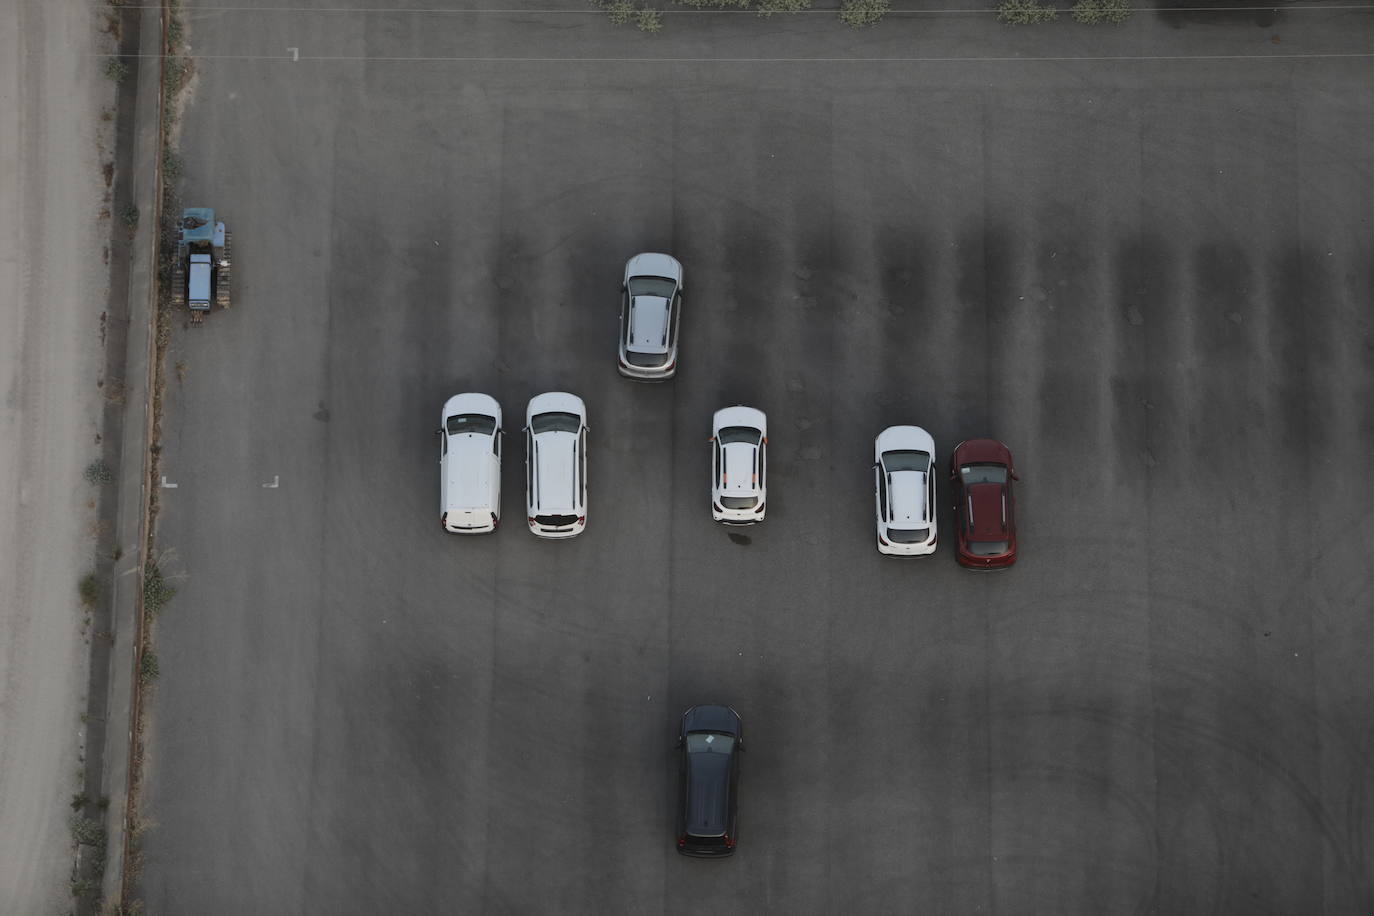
left=525, top=392, right=588, bottom=538
left=711, top=406, right=767, bottom=525
left=874, top=425, right=937, bottom=556
left=438, top=393, right=502, bottom=534
left=618, top=253, right=683, bottom=380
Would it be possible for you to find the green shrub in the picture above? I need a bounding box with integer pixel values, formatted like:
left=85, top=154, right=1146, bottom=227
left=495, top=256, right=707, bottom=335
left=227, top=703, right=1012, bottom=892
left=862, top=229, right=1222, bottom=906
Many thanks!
left=84, top=460, right=114, bottom=484
left=997, top=0, right=1058, bottom=23
left=143, top=562, right=176, bottom=615
left=79, top=574, right=101, bottom=607
left=637, top=7, right=664, bottom=30
left=104, top=57, right=129, bottom=83
left=70, top=814, right=105, bottom=847
left=840, top=0, right=890, bottom=27
left=139, top=650, right=160, bottom=685
left=1071, top=0, right=1131, bottom=22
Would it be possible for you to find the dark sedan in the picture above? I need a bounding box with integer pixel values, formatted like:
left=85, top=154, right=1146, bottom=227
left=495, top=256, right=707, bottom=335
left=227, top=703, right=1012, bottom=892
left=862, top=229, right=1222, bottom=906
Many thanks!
left=675, top=705, right=743, bottom=857
left=951, top=438, right=1019, bottom=568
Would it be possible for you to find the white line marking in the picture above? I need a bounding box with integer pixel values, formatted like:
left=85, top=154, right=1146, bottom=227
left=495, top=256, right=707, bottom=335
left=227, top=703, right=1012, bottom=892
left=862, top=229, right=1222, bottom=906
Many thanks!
left=262, top=475, right=280, bottom=488
left=160, top=476, right=178, bottom=489
left=287, top=47, right=299, bottom=61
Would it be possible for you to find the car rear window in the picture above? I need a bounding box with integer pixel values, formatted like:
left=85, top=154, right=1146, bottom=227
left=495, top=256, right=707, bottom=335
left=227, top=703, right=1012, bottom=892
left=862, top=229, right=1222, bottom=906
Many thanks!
left=968, top=539, right=1010, bottom=557
left=888, top=526, right=929, bottom=544
left=626, top=351, right=665, bottom=367
left=535, top=514, right=578, bottom=527
left=960, top=463, right=1007, bottom=485
left=721, top=495, right=758, bottom=510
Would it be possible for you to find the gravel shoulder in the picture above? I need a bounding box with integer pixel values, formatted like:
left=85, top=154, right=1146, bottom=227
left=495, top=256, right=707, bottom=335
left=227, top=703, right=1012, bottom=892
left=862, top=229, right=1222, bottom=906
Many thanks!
left=0, top=1, right=115, bottom=909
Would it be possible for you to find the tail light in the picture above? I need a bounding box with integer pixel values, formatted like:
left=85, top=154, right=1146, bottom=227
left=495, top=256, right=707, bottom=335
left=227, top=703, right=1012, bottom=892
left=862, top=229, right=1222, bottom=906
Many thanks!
left=878, top=534, right=890, bottom=546
left=754, top=502, right=765, bottom=513
left=724, top=834, right=735, bottom=848
left=440, top=512, right=447, bottom=528
left=576, top=516, right=585, bottom=525
left=491, top=512, right=499, bottom=528
left=677, top=834, right=686, bottom=848
left=664, top=359, right=676, bottom=371
left=527, top=516, right=536, bottom=525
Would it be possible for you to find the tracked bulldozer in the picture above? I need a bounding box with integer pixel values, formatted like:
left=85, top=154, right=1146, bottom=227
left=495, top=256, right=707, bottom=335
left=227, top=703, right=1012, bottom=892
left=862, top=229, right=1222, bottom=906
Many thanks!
left=169, top=208, right=231, bottom=324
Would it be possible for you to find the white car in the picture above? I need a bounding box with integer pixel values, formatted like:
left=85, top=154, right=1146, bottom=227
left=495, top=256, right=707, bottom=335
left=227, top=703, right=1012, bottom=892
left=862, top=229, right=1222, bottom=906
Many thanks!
left=711, top=406, right=767, bottom=524
left=874, top=426, right=937, bottom=556
left=618, top=253, right=683, bottom=380
left=525, top=392, right=588, bottom=538
left=438, top=393, right=502, bottom=534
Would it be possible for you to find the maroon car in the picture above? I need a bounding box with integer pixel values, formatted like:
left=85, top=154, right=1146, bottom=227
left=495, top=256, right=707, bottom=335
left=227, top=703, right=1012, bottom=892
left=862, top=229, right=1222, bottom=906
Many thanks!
left=950, top=439, right=1018, bottom=568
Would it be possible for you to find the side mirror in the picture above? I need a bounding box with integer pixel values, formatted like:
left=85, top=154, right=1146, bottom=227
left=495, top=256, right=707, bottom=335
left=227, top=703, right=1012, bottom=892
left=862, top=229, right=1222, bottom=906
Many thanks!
left=434, top=428, right=443, bottom=436
left=1011, top=471, right=1020, bottom=481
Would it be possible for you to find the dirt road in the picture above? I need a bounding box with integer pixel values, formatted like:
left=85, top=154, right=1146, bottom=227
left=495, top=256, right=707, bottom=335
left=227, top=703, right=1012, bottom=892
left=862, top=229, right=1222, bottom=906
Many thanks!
left=0, top=1, right=115, bottom=909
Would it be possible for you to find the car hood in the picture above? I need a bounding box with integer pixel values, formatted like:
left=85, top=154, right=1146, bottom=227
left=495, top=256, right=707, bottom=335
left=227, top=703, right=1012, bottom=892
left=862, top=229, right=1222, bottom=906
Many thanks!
left=683, top=705, right=740, bottom=736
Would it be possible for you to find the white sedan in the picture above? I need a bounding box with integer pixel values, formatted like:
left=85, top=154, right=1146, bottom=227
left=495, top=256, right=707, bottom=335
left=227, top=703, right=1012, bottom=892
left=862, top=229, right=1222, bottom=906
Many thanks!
left=711, top=406, right=767, bottom=524
left=874, top=426, right=937, bottom=556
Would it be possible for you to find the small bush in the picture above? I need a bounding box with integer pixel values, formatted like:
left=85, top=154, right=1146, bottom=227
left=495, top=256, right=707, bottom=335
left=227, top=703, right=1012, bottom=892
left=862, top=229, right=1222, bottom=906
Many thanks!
left=754, top=0, right=811, bottom=15
left=1071, top=0, right=1130, bottom=22
left=79, top=574, right=101, bottom=607
left=840, top=0, right=889, bottom=27
left=70, top=814, right=105, bottom=847
left=997, top=0, right=1058, bottom=23
left=104, top=57, right=129, bottom=83
left=162, top=149, right=182, bottom=182
left=70, top=792, right=90, bottom=811
left=84, top=460, right=114, bottom=485
left=143, top=562, right=176, bottom=615
left=637, top=7, right=664, bottom=30
left=122, top=205, right=140, bottom=228
left=139, top=650, right=160, bottom=685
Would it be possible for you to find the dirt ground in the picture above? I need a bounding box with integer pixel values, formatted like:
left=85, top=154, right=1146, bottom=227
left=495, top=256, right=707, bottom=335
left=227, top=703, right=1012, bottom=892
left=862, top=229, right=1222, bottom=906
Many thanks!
left=0, top=1, right=117, bottom=909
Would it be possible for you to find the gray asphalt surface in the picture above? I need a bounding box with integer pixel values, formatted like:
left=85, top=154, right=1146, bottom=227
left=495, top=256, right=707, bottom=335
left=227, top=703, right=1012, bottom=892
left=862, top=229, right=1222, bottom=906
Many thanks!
left=142, top=4, right=1374, bottom=914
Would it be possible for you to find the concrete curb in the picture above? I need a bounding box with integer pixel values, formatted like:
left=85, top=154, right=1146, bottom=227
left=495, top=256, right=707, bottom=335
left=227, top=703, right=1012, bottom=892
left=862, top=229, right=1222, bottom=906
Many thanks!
left=98, top=3, right=167, bottom=910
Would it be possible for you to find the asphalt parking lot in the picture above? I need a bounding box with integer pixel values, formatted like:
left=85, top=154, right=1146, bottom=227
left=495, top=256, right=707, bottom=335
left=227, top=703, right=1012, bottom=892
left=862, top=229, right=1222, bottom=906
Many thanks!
left=141, top=3, right=1374, bottom=913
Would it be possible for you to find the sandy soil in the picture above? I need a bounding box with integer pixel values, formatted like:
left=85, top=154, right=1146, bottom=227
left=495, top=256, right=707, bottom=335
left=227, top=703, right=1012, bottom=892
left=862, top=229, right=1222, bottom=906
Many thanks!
left=0, top=1, right=117, bottom=910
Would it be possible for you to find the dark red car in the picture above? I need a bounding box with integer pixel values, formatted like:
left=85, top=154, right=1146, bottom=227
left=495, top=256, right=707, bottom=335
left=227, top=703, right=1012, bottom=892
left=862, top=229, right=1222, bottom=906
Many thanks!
left=950, top=439, right=1018, bottom=568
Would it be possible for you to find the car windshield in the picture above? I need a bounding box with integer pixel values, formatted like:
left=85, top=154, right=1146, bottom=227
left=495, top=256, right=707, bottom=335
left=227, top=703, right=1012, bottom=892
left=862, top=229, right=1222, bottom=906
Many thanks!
left=968, top=539, right=1010, bottom=556
left=961, top=463, right=1008, bottom=484
left=686, top=733, right=735, bottom=754
left=531, top=411, right=581, bottom=435
left=721, top=495, right=758, bottom=510
left=627, top=276, right=677, bottom=298
left=446, top=413, right=495, bottom=436
left=888, top=526, right=930, bottom=544
left=883, top=450, right=929, bottom=473
left=718, top=426, right=760, bottom=446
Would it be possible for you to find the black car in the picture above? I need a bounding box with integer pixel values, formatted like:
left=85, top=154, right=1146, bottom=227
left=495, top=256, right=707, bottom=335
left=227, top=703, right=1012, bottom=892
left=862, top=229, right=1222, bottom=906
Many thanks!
left=675, top=705, right=743, bottom=857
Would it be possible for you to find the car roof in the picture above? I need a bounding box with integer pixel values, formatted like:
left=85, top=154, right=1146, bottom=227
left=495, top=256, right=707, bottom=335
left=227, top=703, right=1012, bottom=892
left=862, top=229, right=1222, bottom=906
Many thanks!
left=442, top=392, right=500, bottom=425
left=446, top=436, right=495, bottom=508
left=967, top=482, right=1008, bottom=539
left=888, top=471, right=928, bottom=525
left=628, top=295, right=670, bottom=353
left=721, top=443, right=759, bottom=494
left=954, top=437, right=1012, bottom=466
left=713, top=405, right=766, bottom=436
left=685, top=752, right=732, bottom=837
left=532, top=433, right=578, bottom=513
left=527, top=391, right=586, bottom=425
left=876, top=424, right=934, bottom=457
left=624, top=252, right=682, bottom=284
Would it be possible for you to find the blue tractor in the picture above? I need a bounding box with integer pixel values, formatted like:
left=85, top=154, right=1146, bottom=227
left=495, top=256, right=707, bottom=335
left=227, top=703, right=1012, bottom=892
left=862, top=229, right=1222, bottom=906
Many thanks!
left=169, top=208, right=231, bottom=324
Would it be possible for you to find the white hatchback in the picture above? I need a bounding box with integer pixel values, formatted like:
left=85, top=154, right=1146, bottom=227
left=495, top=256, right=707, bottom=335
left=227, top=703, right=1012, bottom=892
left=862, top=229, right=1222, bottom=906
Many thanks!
left=618, top=253, right=684, bottom=380
left=438, top=393, right=502, bottom=534
left=874, top=425, right=937, bottom=556
left=525, top=392, right=588, bottom=539
left=711, top=406, right=767, bottom=524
